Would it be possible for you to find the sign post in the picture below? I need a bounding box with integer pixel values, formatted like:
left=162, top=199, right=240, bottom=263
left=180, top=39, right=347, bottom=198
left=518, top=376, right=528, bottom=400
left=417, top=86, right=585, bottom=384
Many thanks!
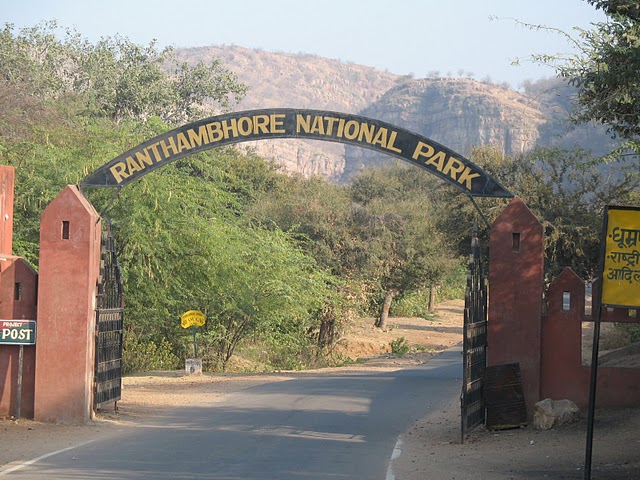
left=16, top=345, right=23, bottom=419
left=180, top=310, right=206, bottom=375
left=585, top=206, right=640, bottom=479
left=0, top=320, right=36, bottom=419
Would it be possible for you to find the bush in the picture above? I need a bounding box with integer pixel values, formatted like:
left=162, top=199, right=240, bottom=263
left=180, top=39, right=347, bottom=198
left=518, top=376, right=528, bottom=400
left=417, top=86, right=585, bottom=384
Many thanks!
left=392, top=290, right=435, bottom=318
left=436, top=263, right=467, bottom=302
left=392, top=263, right=467, bottom=318
left=123, top=330, right=180, bottom=374
left=390, top=337, right=410, bottom=356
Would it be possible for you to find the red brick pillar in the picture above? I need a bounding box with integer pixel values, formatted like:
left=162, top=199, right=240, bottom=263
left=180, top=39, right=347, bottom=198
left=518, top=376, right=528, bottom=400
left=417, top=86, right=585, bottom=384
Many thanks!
left=0, top=166, right=39, bottom=419
left=0, top=257, right=38, bottom=418
left=0, top=166, right=16, bottom=417
left=34, top=186, right=101, bottom=424
left=0, top=165, right=15, bottom=256
left=488, top=197, right=544, bottom=417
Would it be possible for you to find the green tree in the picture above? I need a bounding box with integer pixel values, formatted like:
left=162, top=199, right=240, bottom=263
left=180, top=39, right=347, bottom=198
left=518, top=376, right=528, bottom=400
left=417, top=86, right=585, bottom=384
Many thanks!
left=349, top=165, right=458, bottom=328
left=0, top=21, right=247, bottom=125
left=106, top=152, right=338, bottom=370
left=248, top=174, right=365, bottom=347
left=542, top=1, right=640, bottom=150
left=438, top=146, right=638, bottom=281
left=249, top=175, right=356, bottom=274
left=0, top=21, right=69, bottom=97
left=508, top=147, right=637, bottom=280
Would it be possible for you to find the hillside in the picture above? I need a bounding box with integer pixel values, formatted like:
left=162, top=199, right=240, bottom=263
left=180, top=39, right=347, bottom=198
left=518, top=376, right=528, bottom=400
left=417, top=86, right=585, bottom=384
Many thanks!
left=174, top=45, right=615, bottom=180
left=344, top=77, right=546, bottom=178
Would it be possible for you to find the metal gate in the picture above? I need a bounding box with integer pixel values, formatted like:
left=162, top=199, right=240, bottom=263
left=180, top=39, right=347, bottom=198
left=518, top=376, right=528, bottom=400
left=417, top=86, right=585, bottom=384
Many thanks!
left=94, top=220, right=124, bottom=410
left=461, top=225, right=488, bottom=441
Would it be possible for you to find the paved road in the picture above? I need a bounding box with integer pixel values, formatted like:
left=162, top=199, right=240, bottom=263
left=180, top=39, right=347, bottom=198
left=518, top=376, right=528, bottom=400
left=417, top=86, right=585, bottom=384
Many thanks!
left=4, top=347, right=462, bottom=479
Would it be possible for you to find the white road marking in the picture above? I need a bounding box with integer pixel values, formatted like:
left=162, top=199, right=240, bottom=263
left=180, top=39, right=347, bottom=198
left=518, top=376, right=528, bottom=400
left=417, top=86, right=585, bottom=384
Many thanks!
left=0, top=440, right=97, bottom=476
left=386, top=437, right=403, bottom=480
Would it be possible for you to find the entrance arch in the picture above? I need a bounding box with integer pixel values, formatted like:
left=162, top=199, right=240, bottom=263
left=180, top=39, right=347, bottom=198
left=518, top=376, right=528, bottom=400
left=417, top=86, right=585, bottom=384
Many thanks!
left=81, top=109, right=512, bottom=200
left=79, top=108, right=509, bottom=427
left=31, top=110, right=511, bottom=424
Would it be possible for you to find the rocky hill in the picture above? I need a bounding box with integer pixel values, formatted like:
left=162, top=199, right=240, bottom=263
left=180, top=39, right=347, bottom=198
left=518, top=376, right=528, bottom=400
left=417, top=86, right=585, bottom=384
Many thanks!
left=344, top=77, right=547, bottom=178
left=174, top=45, right=614, bottom=180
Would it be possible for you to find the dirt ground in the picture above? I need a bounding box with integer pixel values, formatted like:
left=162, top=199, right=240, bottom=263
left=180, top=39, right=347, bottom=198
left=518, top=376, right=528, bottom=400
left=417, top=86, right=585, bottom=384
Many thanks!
left=2, top=299, right=640, bottom=479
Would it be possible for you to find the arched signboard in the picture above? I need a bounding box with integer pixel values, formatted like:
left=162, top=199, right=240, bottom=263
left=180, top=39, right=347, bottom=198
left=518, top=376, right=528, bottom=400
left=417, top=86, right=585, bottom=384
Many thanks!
left=81, top=109, right=513, bottom=198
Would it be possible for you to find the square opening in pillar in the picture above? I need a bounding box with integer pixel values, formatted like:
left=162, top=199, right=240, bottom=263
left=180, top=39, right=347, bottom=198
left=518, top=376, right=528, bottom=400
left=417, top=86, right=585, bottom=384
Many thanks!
left=562, top=291, right=571, bottom=311
left=512, top=232, right=520, bottom=252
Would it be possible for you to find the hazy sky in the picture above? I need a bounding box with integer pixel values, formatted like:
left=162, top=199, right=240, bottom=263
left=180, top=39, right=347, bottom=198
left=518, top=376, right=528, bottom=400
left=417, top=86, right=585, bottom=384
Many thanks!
left=2, top=0, right=607, bottom=88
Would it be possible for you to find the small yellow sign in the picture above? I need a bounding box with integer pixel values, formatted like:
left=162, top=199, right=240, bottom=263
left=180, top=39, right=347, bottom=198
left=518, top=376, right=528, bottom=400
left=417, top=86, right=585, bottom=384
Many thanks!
left=602, top=206, right=640, bottom=307
left=180, top=310, right=206, bottom=329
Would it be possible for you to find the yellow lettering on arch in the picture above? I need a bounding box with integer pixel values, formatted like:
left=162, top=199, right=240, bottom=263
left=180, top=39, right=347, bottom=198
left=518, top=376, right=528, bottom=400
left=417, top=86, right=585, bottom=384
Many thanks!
left=271, top=113, right=286, bottom=133
left=310, top=115, right=325, bottom=135
left=296, top=114, right=311, bottom=134
left=206, top=122, right=223, bottom=142
left=188, top=126, right=210, bottom=147
left=425, top=151, right=447, bottom=172
left=343, top=120, right=359, bottom=140
left=442, top=157, right=465, bottom=180
left=109, top=162, right=130, bottom=184
left=253, top=115, right=270, bottom=134
left=412, top=141, right=435, bottom=161
left=126, top=155, right=143, bottom=175
left=176, top=132, right=191, bottom=152
left=386, top=131, right=402, bottom=153
left=237, top=117, right=253, bottom=136
left=135, top=150, right=154, bottom=168
left=458, top=167, right=481, bottom=190
left=371, top=128, right=388, bottom=148
left=358, top=123, right=375, bottom=144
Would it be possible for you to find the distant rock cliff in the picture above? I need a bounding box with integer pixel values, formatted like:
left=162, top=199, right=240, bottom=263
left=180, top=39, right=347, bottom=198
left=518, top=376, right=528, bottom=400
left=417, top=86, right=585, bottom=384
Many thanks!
left=344, top=78, right=546, bottom=179
left=174, top=46, right=613, bottom=180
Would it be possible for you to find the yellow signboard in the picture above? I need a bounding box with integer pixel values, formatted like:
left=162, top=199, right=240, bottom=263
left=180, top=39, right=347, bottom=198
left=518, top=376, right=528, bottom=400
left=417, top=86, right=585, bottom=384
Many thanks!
left=602, top=206, right=640, bottom=307
left=180, top=310, right=206, bottom=329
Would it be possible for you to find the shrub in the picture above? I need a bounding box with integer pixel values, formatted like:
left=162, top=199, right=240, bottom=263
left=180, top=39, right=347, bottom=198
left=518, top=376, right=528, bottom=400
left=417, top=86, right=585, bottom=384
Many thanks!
left=123, top=330, right=180, bottom=374
left=390, top=337, right=410, bottom=356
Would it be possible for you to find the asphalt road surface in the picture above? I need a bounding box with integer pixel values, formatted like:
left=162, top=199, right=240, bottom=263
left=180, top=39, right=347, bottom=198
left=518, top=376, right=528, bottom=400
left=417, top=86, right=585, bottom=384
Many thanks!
left=5, top=347, right=462, bottom=479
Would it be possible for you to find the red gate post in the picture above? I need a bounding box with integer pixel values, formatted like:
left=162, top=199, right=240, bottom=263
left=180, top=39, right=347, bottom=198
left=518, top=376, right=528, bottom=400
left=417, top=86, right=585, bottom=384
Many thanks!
left=488, top=197, right=544, bottom=418
left=0, top=165, right=14, bottom=255
left=34, top=185, right=101, bottom=424
left=0, top=165, right=38, bottom=419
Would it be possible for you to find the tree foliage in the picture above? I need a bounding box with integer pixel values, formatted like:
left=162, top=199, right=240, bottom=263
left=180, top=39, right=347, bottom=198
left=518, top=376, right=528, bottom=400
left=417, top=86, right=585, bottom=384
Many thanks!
left=249, top=164, right=461, bottom=328
left=111, top=164, right=335, bottom=370
left=547, top=1, right=640, bottom=142
left=447, top=146, right=639, bottom=281
left=0, top=21, right=247, bottom=125
left=509, top=147, right=638, bottom=279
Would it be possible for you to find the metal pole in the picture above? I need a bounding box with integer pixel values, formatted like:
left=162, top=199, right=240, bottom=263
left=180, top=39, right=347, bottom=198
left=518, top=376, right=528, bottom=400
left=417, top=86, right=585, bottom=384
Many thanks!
left=584, top=305, right=602, bottom=480
left=467, top=194, right=491, bottom=230
left=16, top=345, right=23, bottom=419
left=585, top=206, right=610, bottom=480
left=192, top=326, right=198, bottom=358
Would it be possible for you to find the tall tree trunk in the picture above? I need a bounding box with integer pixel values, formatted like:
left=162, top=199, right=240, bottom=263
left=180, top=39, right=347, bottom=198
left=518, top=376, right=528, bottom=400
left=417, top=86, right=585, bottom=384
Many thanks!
left=318, top=305, right=335, bottom=349
left=376, top=289, right=397, bottom=329
left=428, top=284, right=437, bottom=313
